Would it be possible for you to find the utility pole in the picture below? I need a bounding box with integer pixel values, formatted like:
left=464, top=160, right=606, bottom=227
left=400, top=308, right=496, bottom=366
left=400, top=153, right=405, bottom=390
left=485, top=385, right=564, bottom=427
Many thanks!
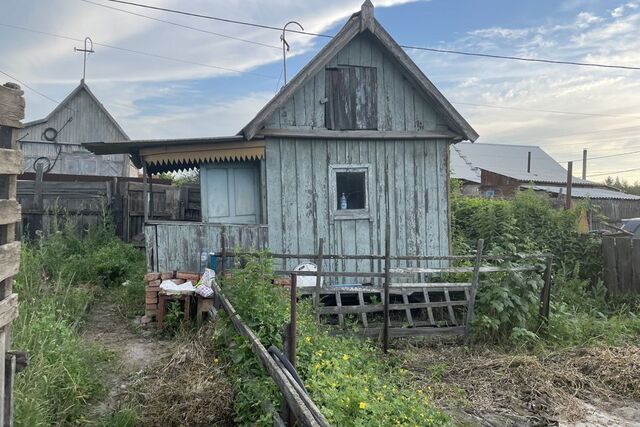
left=582, top=149, right=587, bottom=180
left=566, top=161, right=573, bottom=210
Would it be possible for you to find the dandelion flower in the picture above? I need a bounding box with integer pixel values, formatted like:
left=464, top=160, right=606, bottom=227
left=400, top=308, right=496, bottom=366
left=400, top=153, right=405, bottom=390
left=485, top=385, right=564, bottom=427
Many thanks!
left=359, top=401, right=367, bottom=410
left=342, top=354, right=350, bottom=361
left=305, top=336, right=312, bottom=342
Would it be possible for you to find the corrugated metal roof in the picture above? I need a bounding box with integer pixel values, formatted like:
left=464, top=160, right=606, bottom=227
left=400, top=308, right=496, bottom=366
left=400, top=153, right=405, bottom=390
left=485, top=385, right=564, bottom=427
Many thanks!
left=451, top=142, right=592, bottom=185
left=528, top=185, right=640, bottom=200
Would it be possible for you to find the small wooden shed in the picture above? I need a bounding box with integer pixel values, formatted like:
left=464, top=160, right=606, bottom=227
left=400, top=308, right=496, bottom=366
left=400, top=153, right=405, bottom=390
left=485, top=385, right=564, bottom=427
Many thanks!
left=85, top=1, right=478, bottom=272
left=17, top=80, right=135, bottom=177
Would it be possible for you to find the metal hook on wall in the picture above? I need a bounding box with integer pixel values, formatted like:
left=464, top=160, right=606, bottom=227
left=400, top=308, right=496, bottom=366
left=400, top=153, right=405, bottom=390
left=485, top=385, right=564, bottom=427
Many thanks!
left=74, top=37, right=95, bottom=82
left=281, top=21, right=304, bottom=86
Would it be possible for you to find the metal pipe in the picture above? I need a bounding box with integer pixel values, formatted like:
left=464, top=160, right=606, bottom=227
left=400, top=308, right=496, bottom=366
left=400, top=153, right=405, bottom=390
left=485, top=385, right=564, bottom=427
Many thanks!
left=281, top=21, right=304, bottom=85
left=582, top=149, right=587, bottom=180
left=527, top=151, right=531, bottom=173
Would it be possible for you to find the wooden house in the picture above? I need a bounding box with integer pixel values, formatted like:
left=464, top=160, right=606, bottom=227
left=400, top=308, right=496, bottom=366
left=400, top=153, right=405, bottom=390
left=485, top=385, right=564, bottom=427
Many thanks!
left=85, top=1, right=478, bottom=272
left=17, top=80, right=135, bottom=177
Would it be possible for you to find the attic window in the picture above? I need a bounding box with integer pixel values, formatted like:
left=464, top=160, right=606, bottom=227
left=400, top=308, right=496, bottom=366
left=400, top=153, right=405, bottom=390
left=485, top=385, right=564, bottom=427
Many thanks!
left=325, top=66, right=378, bottom=130
left=330, top=164, right=370, bottom=221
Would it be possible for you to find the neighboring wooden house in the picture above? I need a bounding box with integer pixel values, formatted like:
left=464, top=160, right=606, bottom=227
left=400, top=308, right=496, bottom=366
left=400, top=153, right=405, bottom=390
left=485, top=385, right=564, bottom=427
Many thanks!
left=85, top=1, right=478, bottom=272
left=450, top=142, right=640, bottom=226
left=17, top=80, right=135, bottom=177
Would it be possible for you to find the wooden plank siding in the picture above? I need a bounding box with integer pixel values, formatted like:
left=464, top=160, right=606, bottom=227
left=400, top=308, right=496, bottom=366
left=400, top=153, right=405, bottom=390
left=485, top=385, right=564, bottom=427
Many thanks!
left=263, top=33, right=444, bottom=133
left=264, top=137, right=450, bottom=277
left=145, top=221, right=269, bottom=272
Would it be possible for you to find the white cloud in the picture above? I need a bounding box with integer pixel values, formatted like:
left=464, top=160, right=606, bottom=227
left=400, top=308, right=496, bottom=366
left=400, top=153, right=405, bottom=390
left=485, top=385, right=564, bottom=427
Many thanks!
left=410, top=4, right=640, bottom=182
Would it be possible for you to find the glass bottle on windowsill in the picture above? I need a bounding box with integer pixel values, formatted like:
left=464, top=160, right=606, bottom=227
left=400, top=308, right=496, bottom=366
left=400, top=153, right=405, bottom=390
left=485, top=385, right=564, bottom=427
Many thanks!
left=340, top=193, right=348, bottom=210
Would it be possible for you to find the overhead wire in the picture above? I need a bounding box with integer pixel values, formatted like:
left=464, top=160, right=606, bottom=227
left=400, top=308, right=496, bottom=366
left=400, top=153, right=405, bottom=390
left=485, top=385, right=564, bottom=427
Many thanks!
left=0, top=67, right=64, bottom=106
left=78, top=0, right=281, bottom=50
left=589, top=167, right=640, bottom=177
left=0, top=23, right=279, bottom=80
left=104, top=0, right=640, bottom=71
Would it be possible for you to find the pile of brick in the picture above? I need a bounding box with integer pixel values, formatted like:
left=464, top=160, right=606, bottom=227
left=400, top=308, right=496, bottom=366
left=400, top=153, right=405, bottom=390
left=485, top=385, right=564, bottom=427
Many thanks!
left=143, top=271, right=201, bottom=322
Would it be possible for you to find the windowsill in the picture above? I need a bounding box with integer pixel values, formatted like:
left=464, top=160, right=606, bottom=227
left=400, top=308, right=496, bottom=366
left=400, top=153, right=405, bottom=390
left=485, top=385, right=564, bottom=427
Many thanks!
left=332, top=209, right=371, bottom=221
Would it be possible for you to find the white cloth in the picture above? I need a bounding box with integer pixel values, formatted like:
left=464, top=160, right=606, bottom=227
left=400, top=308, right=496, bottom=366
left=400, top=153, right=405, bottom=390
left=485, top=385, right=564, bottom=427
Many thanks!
left=160, top=280, right=196, bottom=295
left=293, top=263, right=323, bottom=288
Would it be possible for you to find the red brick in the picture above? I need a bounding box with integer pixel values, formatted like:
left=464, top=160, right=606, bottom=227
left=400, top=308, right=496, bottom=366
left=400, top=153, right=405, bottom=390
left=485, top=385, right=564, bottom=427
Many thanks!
left=147, top=279, right=161, bottom=287
left=172, top=279, right=186, bottom=285
left=145, top=296, right=158, bottom=304
left=272, top=277, right=291, bottom=286
left=146, top=289, right=158, bottom=297
left=160, top=271, right=174, bottom=280
left=146, top=303, right=158, bottom=311
left=177, top=272, right=200, bottom=281
left=144, top=272, right=161, bottom=281
left=147, top=286, right=160, bottom=293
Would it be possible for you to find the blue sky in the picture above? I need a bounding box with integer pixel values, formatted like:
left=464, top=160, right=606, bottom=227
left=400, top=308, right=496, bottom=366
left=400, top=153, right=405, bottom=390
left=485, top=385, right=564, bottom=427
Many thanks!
left=2, top=0, right=640, bottom=181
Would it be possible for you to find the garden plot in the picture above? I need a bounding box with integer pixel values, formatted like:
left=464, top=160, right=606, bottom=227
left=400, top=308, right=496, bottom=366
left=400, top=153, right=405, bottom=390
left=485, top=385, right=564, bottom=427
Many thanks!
left=401, top=344, right=640, bottom=426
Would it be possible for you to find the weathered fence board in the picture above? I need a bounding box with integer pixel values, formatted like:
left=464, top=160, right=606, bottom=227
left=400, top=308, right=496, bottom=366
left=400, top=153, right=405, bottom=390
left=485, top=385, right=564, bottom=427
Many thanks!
left=17, top=175, right=200, bottom=243
left=145, top=221, right=269, bottom=272
left=603, top=236, right=640, bottom=295
left=0, top=81, right=25, bottom=427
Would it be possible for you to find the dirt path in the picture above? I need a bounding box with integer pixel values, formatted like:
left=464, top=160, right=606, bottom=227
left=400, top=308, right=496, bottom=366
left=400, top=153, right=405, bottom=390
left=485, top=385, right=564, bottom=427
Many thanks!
left=81, top=299, right=172, bottom=419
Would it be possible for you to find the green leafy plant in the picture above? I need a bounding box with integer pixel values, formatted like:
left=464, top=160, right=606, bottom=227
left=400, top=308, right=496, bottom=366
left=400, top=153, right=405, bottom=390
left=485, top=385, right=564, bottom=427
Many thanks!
left=216, top=254, right=450, bottom=426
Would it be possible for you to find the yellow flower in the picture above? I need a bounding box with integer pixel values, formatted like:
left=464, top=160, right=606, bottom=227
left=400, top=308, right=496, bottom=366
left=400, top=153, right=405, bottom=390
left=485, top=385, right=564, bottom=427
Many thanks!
left=305, top=336, right=312, bottom=342
left=214, top=358, right=219, bottom=363
left=342, top=354, right=350, bottom=361
left=359, top=401, right=367, bottom=410
left=417, top=389, right=423, bottom=394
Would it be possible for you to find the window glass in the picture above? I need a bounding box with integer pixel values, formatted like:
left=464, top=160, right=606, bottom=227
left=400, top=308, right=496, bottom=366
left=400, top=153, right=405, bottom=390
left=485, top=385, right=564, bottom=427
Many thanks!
left=336, top=171, right=366, bottom=210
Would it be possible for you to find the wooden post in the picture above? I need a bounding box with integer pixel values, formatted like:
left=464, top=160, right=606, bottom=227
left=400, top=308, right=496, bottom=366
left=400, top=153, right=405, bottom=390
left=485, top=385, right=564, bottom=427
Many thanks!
left=538, top=256, right=553, bottom=327
left=33, top=163, right=44, bottom=234
left=582, top=149, right=587, bottom=180
left=142, top=163, right=149, bottom=223
left=464, top=239, right=484, bottom=345
left=382, top=164, right=391, bottom=353
left=0, top=82, right=26, bottom=427
left=220, top=229, right=227, bottom=276
left=289, top=273, right=297, bottom=369
left=148, top=170, right=154, bottom=219
left=314, top=238, right=324, bottom=321
left=527, top=151, right=531, bottom=173
left=565, top=161, right=573, bottom=210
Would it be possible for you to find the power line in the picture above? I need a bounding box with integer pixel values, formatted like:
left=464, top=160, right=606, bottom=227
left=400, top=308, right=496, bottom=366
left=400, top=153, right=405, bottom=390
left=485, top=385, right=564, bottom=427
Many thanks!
left=105, top=0, right=640, bottom=71
left=78, top=0, right=281, bottom=50
left=0, top=68, right=63, bottom=105
left=454, top=101, right=640, bottom=120
left=589, top=167, right=640, bottom=177
left=561, top=149, right=640, bottom=163
left=0, top=23, right=278, bottom=80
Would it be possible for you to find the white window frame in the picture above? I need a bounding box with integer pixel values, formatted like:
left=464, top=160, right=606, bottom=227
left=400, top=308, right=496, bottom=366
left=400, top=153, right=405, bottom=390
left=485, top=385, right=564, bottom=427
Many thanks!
left=329, top=163, right=371, bottom=221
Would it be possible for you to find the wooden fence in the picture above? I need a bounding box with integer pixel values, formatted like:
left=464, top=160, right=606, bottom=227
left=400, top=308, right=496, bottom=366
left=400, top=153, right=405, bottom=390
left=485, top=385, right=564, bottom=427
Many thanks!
left=603, top=236, right=640, bottom=295
left=217, top=239, right=552, bottom=350
left=0, top=82, right=25, bottom=426
left=16, top=173, right=200, bottom=244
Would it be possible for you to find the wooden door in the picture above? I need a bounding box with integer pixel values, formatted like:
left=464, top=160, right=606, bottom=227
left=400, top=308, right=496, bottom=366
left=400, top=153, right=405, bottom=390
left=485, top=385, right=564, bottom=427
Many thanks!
left=201, top=163, right=260, bottom=224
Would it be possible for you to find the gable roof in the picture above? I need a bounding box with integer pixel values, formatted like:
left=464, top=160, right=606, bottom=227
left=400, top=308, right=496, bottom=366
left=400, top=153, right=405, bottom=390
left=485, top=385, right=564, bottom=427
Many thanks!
left=23, top=79, right=129, bottom=140
left=451, top=142, right=593, bottom=185
left=240, top=1, right=478, bottom=142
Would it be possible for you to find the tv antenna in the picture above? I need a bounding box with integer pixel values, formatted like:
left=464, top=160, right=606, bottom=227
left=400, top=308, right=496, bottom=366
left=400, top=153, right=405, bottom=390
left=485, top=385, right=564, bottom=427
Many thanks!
left=74, top=37, right=94, bottom=81
left=281, top=21, right=304, bottom=85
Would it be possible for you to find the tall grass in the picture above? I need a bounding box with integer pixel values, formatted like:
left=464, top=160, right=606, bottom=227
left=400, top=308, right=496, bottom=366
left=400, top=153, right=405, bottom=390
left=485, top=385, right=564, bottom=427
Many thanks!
left=12, top=220, right=146, bottom=426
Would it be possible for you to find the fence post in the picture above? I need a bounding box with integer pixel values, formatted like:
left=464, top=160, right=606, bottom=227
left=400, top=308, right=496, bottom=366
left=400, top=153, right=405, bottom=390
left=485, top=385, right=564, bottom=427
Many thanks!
left=288, top=273, right=297, bottom=369
left=314, top=238, right=324, bottom=322
left=33, top=162, right=44, bottom=234
left=219, top=229, right=227, bottom=276
left=383, top=221, right=391, bottom=353
left=464, top=239, right=484, bottom=345
left=538, top=256, right=553, bottom=327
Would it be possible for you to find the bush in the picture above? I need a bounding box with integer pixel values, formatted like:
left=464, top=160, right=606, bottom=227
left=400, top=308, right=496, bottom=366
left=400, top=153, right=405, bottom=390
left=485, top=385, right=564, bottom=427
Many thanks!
left=216, top=255, right=449, bottom=426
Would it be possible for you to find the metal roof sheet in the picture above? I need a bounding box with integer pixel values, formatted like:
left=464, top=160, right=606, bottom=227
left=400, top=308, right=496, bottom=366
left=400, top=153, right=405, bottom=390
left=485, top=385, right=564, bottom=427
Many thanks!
left=529, top=185, right=640, bottom=200
left=451, top=142, right=592, bottom=185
